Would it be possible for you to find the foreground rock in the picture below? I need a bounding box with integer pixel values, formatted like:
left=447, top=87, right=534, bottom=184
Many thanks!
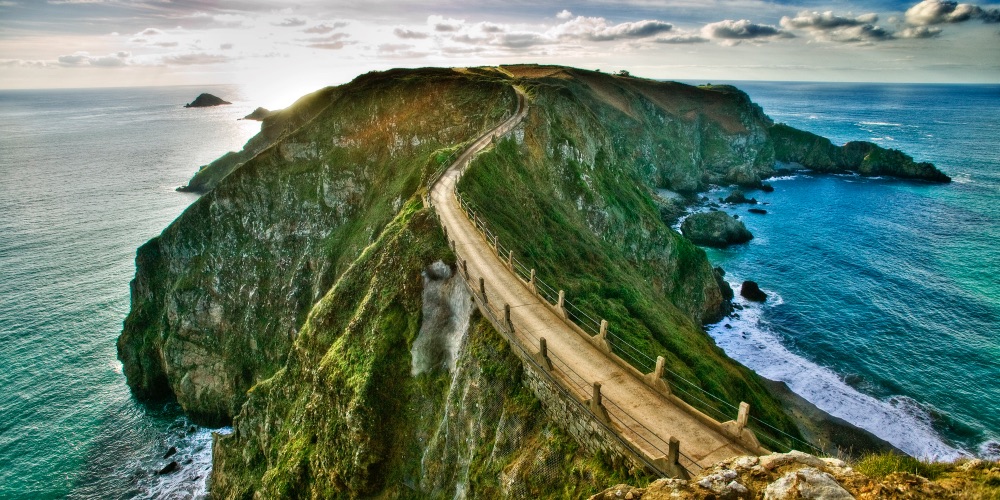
left=681, top=211, right=754, bottom=247
left=184, top=93, right=231, bottom=108
left=591, top=451, right=1000, bottom=499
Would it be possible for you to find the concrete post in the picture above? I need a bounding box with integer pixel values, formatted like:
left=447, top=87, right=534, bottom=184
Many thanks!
left=737, top=402, right=750, bottom=432
left=479, top=277, right=487, bottom=303
left=462, top=259, right=468, bottom=279
left=492, top=234, right=498, bottom=252
left=599, top=319, right=608, bottom=339
left=529, top=269, right=536, bottom=294
left=592, top=382, right=602, bottom=408
left=504, top=303, right=511, bottom=329
left=442, top=226, right=447, bottom=239
left=507, top=250, right=514, bottom=271
left=645, top=355, right=672, bottom=396
left=668, top=437, right=680, bottom=467
left=451, top=239, right=456, bottom=251
left=558, top=290, right=565, bottom=309
left=535, top=337, right=553, bottom=371
left=655, top=356, right=665, bottom=379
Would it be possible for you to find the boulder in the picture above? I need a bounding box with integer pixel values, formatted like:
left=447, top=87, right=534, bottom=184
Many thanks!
left=741, top=281, right=767, bottom=302
left=725, top=190, right=758, bottom=204
left=184, top=93, right=231, bottom=108
left=749, top=208, right=768, bottom=215
left=764, top=467, right=853, bottom=499
left=158, top=461, right=179, bottom=475
left=760, top=183, right=775, bottom=192
left=681, top=211, right=754, bottom=248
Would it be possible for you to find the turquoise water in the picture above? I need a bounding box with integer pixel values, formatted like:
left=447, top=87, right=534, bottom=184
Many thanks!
left=698, top=82, right=1000, bottom=460
left=0, top=85, right=258, bottom=498
left=0, top=82, right=996, bottom=498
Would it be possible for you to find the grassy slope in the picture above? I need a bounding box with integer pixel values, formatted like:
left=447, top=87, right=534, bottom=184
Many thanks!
left=211, top=202, right=633, bottom=498
left=458, top=66, right=801, bottom=447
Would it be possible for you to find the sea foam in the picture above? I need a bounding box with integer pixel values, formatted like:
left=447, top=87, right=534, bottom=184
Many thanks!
left=708, top=279, right=967, bottom=461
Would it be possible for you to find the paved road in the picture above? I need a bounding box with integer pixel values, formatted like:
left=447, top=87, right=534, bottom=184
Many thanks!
left=429, top=85, right=749, bottom=470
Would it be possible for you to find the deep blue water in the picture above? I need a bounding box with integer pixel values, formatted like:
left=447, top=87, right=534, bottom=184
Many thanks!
left=696, top=82, right=1000, bottom=460
left=0, top=85, right=259, bottom=498
left=0, top=82, right=996, bottom=498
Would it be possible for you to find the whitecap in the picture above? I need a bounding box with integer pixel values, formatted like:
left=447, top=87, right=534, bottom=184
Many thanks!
left=709, top=281, right=968, bottom=461
left=859, top=121, right=902, bottom=127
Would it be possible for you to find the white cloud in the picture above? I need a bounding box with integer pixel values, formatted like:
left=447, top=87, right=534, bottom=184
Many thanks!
left=780, top=11, right=879, bottom=30
left=551, top=16, right=674, bottom=41
left=702, top=19, right=791, bottom=40
left=428, top=15, right=464, bottom=32
left=394, top=27, right=429, bottom=39
left=905, top=0, right=1000, bottom=25
left=899, top=26, right=944, bottom=38
left=304, top=23, right=346, bottom=34
left=654, top=33, right=709, bottom=44
left=556, top=9, right=573, bottom=20
left=160, top=52, right=228, bottom=65
left=274, top=17, right=307, bottom=28
left=57, top=51, right=130, bottom=67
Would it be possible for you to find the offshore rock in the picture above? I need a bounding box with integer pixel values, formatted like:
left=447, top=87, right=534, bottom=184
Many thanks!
left=741, top=281, right=767, bottom=302
left=681, top=211, right=754, bottom=248
left=725, top=190, right=758, bottom=204
left=184, top=93, right=231, bottom=108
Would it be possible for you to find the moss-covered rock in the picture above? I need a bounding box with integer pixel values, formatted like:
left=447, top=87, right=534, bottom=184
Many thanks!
left=681, top=211, right=754, bottom=248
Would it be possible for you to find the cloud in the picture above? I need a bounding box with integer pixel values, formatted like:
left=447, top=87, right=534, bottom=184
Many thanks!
left=58, top=51, right=130, bottom=67
left=552, top=16, right=674, bottom=41
left=905, top=0, right=1000, bottom=25
left=654, top=33, right=709, bottom=44
left=304, top=22, right=346, bottom=34
left=497, top=32, right=548, bottom=48
left=701, top=19, right=791, bottom=40
left=394, top=27, right=429, bottom=39
left=826, top=24, right=894, bottom=42
left=899, top=25, right=944, bottom=37
left=303, top=33, right=351, bottom=50
left=152, top=41, right=178, bottom=47
left=138, top=28, right=163, bottom=36
left=161, top=52, right=228, bottom=65
left=556, top=9, right=573, bottom=20
left=1, top=59, right=49, bottom=67
left=274, top=17, right=306, bottom=27
left=428, top=15, right=464, bottom=32
left=479, top=22, right=504, bottom=33
left=780, top=11, right=879, bottom=30
left=220, top=43, right=234, bottom=49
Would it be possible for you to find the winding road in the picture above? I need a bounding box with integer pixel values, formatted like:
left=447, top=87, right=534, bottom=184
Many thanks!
left=428, top=85, right=750, bottom=472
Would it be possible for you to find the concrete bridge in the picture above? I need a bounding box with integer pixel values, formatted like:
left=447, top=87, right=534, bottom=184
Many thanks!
left=426, top=86, right=770, bottom=478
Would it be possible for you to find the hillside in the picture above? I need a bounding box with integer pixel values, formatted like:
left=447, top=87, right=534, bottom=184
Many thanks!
left=118, top=65, right=949, bottom=497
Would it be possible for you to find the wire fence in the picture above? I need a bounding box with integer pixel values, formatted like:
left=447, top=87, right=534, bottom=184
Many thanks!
left=451, top=190, right=825, bottom=456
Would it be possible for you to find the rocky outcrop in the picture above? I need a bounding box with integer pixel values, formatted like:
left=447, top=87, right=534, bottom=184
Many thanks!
left=681, top=211, right=754, bottom=248
left=241, top=107, right=274, bottom=121
left=184, top=93, right=231, bottom=108
left=724, top=190, right=758, bottom=204
left=741, top=281, right=767, bottom=302
left=770, top=123, right=950, bottom=183
left=591, top=451, right=1000, bottom=499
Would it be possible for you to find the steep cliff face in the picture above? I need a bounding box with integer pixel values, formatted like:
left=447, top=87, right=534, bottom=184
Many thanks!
left=119, top=69, right=517, bottom=423
left=211, top=204, right=630, bottom=498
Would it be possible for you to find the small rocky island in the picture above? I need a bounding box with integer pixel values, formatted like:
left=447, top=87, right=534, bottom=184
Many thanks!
left=681, top=211, right=754, bottom=247
left=184, top=93, right=231, bottom=108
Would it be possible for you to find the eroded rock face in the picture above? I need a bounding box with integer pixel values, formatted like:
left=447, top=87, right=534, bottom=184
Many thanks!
left=681, top=211, right=754, bottom=248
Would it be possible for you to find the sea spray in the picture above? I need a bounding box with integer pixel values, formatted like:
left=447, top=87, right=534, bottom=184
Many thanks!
left=707, top=278, right=966, bottom=461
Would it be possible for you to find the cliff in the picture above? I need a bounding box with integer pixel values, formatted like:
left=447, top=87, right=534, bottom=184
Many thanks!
left=119, top=65, right=947, bottom=496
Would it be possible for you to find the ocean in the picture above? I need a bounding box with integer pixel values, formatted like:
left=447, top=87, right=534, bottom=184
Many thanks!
left=0, top=85, right=260, bottom=498
left=0, top=81, right=996, bottom=498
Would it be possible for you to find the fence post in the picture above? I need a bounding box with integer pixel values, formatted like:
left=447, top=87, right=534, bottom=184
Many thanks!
left=462, top=259, right=469, bottom=279
left=493, top=234, right=499, bottom=252
left=504, top=303, right=511, bottom=329
left=589, top=382, right=612, bottom=425
left=557, top=290, right=567, bottom=318
left=507, top=250, right=514, bottom=271
left=595, top=319, right=612, bottom=354
left=535, top=337, right=553, bottom=370
left=645, top=355, right=672, bottom=396
left=442, top=225, right=447, bottom=239
left=599, top=319, right=608, bottom=339
left=592, top=382, right=602, bottom=407
left=529, top=269, right=537, bottom=294
left=479, top=277, right=487, bottom=303
left=737, top=402, right=749, bottom=433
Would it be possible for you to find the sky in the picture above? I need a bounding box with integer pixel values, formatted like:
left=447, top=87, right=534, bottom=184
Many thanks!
left=1, top=0, right=998, bottom=104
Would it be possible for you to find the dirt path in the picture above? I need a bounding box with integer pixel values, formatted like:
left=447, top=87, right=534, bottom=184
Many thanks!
left=429, top=86, right=748, bottom=471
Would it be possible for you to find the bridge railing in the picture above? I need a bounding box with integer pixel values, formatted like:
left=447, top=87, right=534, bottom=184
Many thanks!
left=452, top=190, right=824, bottom=457
left=450, top=245, right=695, bottom=478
